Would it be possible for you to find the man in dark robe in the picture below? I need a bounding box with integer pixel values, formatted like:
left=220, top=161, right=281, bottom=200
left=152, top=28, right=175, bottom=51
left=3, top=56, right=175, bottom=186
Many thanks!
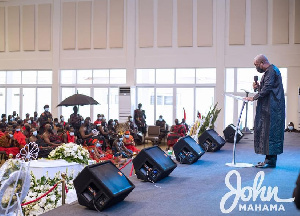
left=69, top=106, right=82, bottom=136
left=38, top=105, right=53, bottom=135
left=134, top=103, right=147, bottom=134
left=245, top=54, right=285, bottom=168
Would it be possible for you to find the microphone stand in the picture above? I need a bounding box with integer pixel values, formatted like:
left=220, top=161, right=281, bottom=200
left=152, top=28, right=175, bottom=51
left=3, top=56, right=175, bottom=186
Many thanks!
left=226, top=100, right=253, bottom=168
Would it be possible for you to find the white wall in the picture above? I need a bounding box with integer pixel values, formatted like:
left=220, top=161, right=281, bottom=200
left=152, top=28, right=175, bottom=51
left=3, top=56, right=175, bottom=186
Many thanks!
left=0, top=0, right=299, bottom=134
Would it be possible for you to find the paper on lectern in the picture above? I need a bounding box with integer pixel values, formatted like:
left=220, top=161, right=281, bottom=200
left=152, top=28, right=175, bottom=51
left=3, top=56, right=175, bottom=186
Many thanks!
left=226, top=94, right=249, bottom=102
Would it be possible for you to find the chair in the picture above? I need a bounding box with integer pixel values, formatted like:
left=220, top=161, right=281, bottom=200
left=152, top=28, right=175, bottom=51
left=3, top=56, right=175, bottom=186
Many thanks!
left=144, top=126, right=160, bottom=145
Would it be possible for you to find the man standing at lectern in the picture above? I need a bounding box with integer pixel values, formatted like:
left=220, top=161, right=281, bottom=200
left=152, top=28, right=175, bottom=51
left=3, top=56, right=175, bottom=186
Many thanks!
left=245, top=54, right=285, bottom=168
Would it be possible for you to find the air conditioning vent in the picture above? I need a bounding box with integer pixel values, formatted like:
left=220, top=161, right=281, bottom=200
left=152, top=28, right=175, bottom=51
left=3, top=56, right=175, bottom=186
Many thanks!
left=119, top=87, right=130, bottom=95
left=119, top=87, right=134, bottom=123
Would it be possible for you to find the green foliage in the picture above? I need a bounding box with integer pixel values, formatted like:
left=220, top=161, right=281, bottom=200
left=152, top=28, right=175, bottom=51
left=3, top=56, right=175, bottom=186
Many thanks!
left=198, top=103, right=221, bottom=137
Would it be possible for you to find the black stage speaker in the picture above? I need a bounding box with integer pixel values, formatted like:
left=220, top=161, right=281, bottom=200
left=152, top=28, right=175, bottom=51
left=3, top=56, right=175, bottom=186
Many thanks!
left=223, top=124, right=244, bottom=143
left=73, top=161, right=135, bottom=211
left=133, top=146, right=177, bottom=183
left=198, top=129, right=226, bottom=152
left=173, top=136, right=205, bottom=164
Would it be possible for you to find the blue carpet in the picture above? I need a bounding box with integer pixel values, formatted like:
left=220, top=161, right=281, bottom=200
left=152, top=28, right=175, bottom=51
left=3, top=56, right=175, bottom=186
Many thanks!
left=42, top=132, right=300, bottom=216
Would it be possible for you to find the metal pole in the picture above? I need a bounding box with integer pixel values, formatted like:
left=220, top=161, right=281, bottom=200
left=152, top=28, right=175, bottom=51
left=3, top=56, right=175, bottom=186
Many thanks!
left=232, top=101, right=246, bottom=165
left=226, top=100, right=253, bottom=168
left=61, top=173, right=67, bottom=205
left=244, top=92, right=248, bottom=130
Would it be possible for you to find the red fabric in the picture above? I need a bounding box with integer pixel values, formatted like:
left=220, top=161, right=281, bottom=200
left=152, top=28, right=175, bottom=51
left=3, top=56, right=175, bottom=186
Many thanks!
left=197, top=111, right=201, bottom=119
left=0, top=147, right=20, bottom=156
left=13, top=131, right=26, bottom=148
left=123, top=135, right=140, bottom=153
left=66, top=131, right=75, bottom=143
left=167, top=124, right=186, bottom=147
left=125, top=144, right=140, bottom=153
left=94, top=120, right=102, bottom=125
left=123, top=135, right=135, bottom=145
left=0, top=131, right=5, bottom=138
left=172, top=125, right=186, bottom=136
left=167, top=133, right=180, bottom=147
left=85, top=145, right=114, bottom=162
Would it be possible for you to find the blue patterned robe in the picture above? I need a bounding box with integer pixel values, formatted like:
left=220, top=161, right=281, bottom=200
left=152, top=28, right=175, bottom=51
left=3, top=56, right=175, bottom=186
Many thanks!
left=253, top=65, right=285, bottom=155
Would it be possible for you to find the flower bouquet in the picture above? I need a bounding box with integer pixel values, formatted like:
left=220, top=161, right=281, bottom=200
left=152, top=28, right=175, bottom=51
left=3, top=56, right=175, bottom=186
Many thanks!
left=1, top=177, right=23, bottom=208
left=48, top=143, right=89, bottom=165
left=0, top=159, right=22, bottom=185
left=22, top=171, right=74, bottom=216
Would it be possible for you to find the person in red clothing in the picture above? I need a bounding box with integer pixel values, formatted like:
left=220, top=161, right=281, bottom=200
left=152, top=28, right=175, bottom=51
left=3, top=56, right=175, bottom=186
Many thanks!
left=0, top=129, right=20, bottom=157
left=94, top=114, right=102, bottom=125
left=167, top=119, right=186, bottom=149
left=122, top=131, right=140, bottom=153
left=64, top=126, right=77, bottom=143
left=0, top=123, right=6, bottom=138
left=13, top=124, right=26, bottom=149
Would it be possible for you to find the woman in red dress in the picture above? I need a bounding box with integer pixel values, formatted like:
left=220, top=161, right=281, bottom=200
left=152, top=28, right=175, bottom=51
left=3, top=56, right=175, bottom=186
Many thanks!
left=122, top=131, right=140, bottom=153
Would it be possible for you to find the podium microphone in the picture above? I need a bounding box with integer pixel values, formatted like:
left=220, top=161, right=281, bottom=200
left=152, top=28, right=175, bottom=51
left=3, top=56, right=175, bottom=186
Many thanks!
left=254, top=76, right=258, bottom=92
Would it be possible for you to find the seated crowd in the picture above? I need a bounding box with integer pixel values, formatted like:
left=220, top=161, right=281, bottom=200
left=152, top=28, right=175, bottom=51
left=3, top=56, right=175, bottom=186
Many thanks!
left=0, top=105, right=141, bottom=166
left=0, top=105, right=190, bottom=165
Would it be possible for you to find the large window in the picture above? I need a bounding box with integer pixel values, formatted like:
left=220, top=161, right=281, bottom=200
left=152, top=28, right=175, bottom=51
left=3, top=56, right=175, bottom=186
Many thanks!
left=93, top=88, right=119, bottom=121
left=195, top=88, right=215, bottom=117
left=137, top=88, right=155, bottom=125
left=157, top=88, right=173, bottom=124
left=60, top=69, right=125, bottom=121
left=177, top=88, right=194, bottom=123
left=136, top=68, right=216, bottom=126
left=225, top=68, right=287, bottom=129
left=0, top=71, right=52, bottom=118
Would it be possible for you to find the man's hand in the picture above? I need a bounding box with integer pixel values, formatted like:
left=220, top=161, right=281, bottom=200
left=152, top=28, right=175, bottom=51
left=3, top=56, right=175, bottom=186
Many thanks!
left=253, top=81, right=259, bottom=91
left=244, top=97, right=254, bottom=101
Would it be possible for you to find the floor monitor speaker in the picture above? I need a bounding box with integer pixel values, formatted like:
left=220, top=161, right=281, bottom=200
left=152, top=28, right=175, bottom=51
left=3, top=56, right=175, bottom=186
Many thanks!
left=198, top=129, right=226, bottom=152
left=132, top=146, right=177, bottom=183
left=223, top=124, right=244, bottom=143
left=73, top=161, right=135, bottom=211
left=173, top=136, right=205, bottom=164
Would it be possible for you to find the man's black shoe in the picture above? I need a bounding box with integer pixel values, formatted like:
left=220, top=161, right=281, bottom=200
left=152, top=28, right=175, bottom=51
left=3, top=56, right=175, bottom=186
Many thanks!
left=255, top=162, right=276, bottom=168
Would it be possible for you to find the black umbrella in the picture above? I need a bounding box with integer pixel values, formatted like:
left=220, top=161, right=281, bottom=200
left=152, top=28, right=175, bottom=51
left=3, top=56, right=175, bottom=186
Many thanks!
left=57, top=93, right=99, bottom=107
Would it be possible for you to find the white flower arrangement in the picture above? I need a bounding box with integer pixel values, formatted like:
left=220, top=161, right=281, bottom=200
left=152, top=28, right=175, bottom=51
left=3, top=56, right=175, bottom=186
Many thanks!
left=22, top=170, right=75, bottom=216
left=48, top=143, right=90, bottom=165
left=0, top=159, right=31, bottom=215
left=0, top=159, right=79, bottom=215
left=0, top=159, right=22, bottom=184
